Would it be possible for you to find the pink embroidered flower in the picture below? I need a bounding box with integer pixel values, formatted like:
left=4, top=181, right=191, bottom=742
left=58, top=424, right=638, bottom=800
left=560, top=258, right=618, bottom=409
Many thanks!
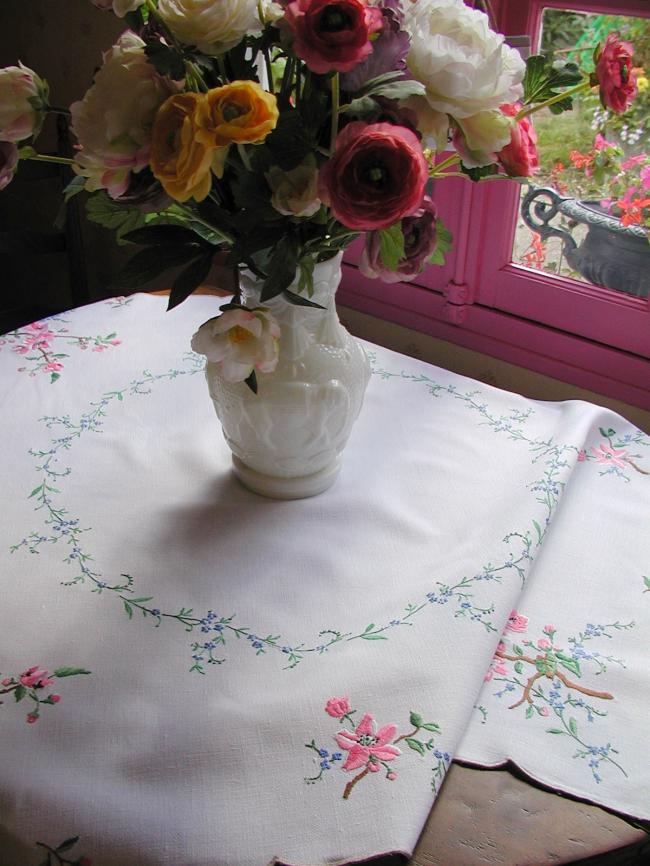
left=506, top=610, right=528, bottom=633
left=325, top=696, right=351, bottom=718
left=284, top=0, right=383, bottom=75
left=591, top=443, right=628, bottom=469
left=51, top=694, right=61, bottom=703
left=537, top=637, right=552, bottom=650
left=26, top=713, right=39, bottom=724
left=387, top=771, right=397, bottom=781
left=484, top=641, right=507, bottom=681
left=539, top=707, right=550, bottom=717
left=577, top=449, right=587, bottom=462
left=44, top=362, right=64, bottom=372
left=1, top=677, right=12, bottom=686
left=109, top=339, right=122, bottom=346
left=335, top=712, right=401, bottom=771
left=543, top=624, right=555, bottom=635
left=92, top=345, right=106, bottom=352
left=12, top=345, right=29, bottom=354
left=595, top=33, right=637, bottom=115
left=19, top=666, right=54, bottom=688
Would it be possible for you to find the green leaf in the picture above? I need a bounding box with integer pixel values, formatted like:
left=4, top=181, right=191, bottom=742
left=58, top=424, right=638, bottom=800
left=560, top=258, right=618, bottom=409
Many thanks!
left=378, top=223, right=405, bottom=271
left=63, top=175, right=86, bottom=202
left=86, top=193, right=147, bottom=244
left=568, top=717, right=578, bottom=736
left=168, top=252, right=215, bottom=311
left=514, top=660, right=524, bottom=675
left=297, top=257, right=315, bottom=297
left=555, top=651, right=581, bottom=678
left=429, top=218, right=453, bottom=266
left=52, top=667, right=91, bottom=678
left=359, top=633, right=387, bottom=640
left=56, top=836, right=80, bottom=853
left=363, top=623, right=376, bottom=633
left=282, top=288, right=325, bottom=309
left=525, top=704, right=534, bottom=719
left=113, top=245, right=199, bottom=290
left=13, top=685, right=26, bottom=702
left=145, top=41, right=185, bottom=80
left=522, top=55, right=582, bottom=108
left=17, top=145, right=37, bottom=160
left=367, top=79, right=426, bottom=102
left=546, top=728, right=565, bottom=734
left=28, top=484, right=43, bottom=498
left=123, top=601, right=133, bottom=619
left=420, top=722, right=441, bottom=733
left=129, top=597, right=154, bottom=604
left=513, top=644, right=524, bottom=656
left=353, top=70, right=410, bottom=99
left=405, top=737, right=426, bottom=756
left=599, top=427, right=616, bottom=438
left=122, top=226, right=205, bottom=247
left=409, top=711, right=423, bottom=727
left=260, top=233, right=300, bottom=302
left=532, top=519, right=543, bottom=543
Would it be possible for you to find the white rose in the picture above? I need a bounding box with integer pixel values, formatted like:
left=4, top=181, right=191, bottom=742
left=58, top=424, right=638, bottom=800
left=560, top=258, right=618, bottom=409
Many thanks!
left=0, top=63, right=49, bottom=143
left=266, top=159, right=321, bottom=217
left=191, top=307, right=281, bottom=382
left=70, top=32, right=176, bottom=198
left=158, top=0, right=281, bottom=55
left=403, top=0, right=525, bottom=120
left=91, top=0, right=146, bottom=16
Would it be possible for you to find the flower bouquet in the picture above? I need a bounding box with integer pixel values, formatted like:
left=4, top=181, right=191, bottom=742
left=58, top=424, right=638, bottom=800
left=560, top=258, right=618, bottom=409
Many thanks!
left=0, top=1, right=639, bottom=495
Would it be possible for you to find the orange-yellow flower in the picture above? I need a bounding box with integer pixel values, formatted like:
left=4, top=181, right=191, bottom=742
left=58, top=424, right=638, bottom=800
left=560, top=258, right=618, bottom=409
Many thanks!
left=149, top=92, right=213, bottom=202
left=196, top=81, right=278, bottom=176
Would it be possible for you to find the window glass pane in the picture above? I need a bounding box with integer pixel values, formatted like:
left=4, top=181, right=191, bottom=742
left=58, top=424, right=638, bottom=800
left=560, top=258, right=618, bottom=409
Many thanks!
left=512, top=8, right=650, bottom=299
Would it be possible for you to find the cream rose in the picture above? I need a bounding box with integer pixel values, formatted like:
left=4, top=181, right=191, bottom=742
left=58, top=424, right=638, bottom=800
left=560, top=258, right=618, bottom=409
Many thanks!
left=403, top=0, right=525, bottom=120
left=0, top=63, right=49, bottom=143
left=70, top=32, right=177, bottom=198
left=191, top=308, right=281, bottom=382
left=266, top=158, right=321, bottom=217
left=157, top=0, right=282, bottom=55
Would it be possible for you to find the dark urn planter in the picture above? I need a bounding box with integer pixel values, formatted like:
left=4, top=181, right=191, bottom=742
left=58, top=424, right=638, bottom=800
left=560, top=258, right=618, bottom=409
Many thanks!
left=521, top=186, right=649, bottom=299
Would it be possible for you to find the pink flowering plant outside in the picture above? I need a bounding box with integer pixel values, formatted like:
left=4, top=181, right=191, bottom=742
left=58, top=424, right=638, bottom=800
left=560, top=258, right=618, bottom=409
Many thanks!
left=0, top=1, right=640, bottom=390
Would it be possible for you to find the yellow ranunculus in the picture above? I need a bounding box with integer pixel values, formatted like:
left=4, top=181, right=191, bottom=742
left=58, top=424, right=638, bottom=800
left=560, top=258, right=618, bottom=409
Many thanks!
left=197, top=81, right=279, bottom=148
left=149, top=92, right=213, bottom=203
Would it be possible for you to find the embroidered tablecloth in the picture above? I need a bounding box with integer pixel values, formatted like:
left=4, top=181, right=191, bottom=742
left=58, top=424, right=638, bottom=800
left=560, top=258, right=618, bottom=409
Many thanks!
left=1, top=294, right=648, bottom=866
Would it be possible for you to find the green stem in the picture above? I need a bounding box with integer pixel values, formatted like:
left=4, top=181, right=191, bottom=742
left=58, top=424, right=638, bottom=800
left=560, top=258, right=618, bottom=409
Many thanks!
left=330, top=73, right=340, bottom=153
left=176, top=205, right=235, bottom=244
left=186, top=60, right=209, bottom=93
left=430, top=153, right=461, bottom=177
left=517, top=80, right=592, bottom=120
left=237, top=143, right=251, bottom=171
left=47, top=106, right=71, bottom=117
left=25, top=153, right=75, bottom=166
left=217, top=55, right=229, bottom=83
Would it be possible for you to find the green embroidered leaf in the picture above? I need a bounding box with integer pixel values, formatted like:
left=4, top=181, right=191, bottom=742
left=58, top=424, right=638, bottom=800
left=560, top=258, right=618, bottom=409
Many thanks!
left=52, top=667, right=91, bottom=678
left=129, top=597, right=154, bottom=604
left=13, top=685, right=26, bottom=702
left=546, top=728, right=565, bottom=735
left=123, top=601, right=134, bottom=619
left=514, top=660, right=524, bottom=675
left=28, top=484, right=43, bottom=498
left=378, top=223, right=405, bottom=271
left=644, top=575, right=650, bottom=592
left=532, top=519, right=543, bottom=543
left=555, top=651, right=581, bottom=678
left=363, top=623, right=376, bottom=633
left=405, top=737, right=426, bottom=756
left=56, top=836, right=80, bottom=853
left=512, top=644, right=524, bottom=656
left=359, top=633, right=387, bottom=640
left=420, top=722, right=441, bottom=733
left=525, top=704, right=535, bottom=719
left=568, top=717, right=578, bottom=736
left=599, top=426, right=616, bottom=438
left=409, top=711, right=423, bottom=728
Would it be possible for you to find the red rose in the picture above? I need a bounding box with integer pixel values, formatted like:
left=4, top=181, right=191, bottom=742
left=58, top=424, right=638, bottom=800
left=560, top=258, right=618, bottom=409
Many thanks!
left=318, top=122, right=428, bottom=231
left=497, top=102, right=539, bottom=178
left=595, top=33, right=637, bottom=115
left=284, top=0, right=383, bottom=74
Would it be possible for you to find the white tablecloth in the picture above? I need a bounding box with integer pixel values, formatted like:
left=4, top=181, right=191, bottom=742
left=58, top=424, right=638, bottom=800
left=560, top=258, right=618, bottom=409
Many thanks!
left=1, top=294, right=648, bottom=866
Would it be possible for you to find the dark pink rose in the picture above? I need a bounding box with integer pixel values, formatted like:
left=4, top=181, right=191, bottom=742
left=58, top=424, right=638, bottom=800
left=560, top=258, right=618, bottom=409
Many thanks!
left=325, top=696, right=350, bottom=718
left=284, top=0, right=383, bottom=74
left=360, top=195, right=438, bottom=283
left=0, top=141, right=18, bottom=191
left=497, top=102, right=539, bottom=178
left=318, top=121, right=428, bottom=231
left=596, top=33, right=637, bottom=115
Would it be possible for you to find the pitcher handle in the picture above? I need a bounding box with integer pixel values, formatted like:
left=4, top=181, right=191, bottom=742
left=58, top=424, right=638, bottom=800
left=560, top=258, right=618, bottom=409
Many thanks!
left=520, top=186, right=577, bottom=256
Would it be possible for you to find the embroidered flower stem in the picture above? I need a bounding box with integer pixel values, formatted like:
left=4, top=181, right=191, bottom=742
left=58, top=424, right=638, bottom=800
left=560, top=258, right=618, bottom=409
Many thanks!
left=342, top=766, right=369, bottom=800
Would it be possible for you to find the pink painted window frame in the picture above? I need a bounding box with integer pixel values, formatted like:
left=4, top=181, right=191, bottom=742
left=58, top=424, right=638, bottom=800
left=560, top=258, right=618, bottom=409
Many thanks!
left=338, top=0, right=650, bottom=411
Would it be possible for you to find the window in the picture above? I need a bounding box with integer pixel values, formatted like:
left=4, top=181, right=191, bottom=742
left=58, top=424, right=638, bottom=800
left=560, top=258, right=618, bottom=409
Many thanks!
left=339, top=0, right=650, bottom=411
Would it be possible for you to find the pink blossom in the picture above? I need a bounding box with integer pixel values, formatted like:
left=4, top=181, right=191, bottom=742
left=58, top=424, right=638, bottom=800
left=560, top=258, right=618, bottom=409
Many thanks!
left=109, top=339, right=122, bottom=346
left=44, top=362, right=64, bottom=372
left=591, top=443, right=628, bottom=469
left=26, top=713, right=39, bottom=724
left=577, top=449, right=587, bottom=462
left=368, top=761, right=381, bottom=772
left=620, top=154, right=646, bottom=171
left=1, top=677, right=12, bottom=686
left=543, top=624, right=555, bottom=635
left=539, top=707, right=550, bottom=717
left=335, top=713, right=401, bottom=771
left=640, top=164, right=650, bottom=191
left=537, top=637, right=552, bottom=650
left=28, top=321, right=48, bottom=331
left=92, top=345, right=106, bottom=352
left=325, top=697, right=350, bottom=718
left=12, top=345, right=29, bottom=354
left=387, top=772, right=397, bottom=781
left=505, top=610, right=528, bottom=633
left=51, top=694, right=61, bottom=703
left=20, top=666, right=53, bottom=688
left=593, top=133, right=617, bottom=151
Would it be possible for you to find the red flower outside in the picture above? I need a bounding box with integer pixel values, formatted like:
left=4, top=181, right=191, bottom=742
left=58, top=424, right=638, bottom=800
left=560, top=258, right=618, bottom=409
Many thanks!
left=284, top=0, right=383, bottom=74
left=318, top=121, right=428, bottom=230
left=595, top=34, right=637, bottom=115
left=335, top=712, right=401, bottom=771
